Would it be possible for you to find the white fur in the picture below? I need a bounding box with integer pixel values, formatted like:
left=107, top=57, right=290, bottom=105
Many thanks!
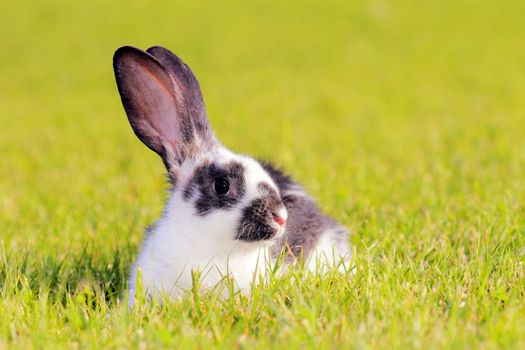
left=128, top=148, right=285, bottom=307
left=306, top=228, right=352, bottom=273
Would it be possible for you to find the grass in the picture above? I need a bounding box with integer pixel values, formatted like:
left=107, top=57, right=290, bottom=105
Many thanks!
left=1, top=0, right=525, bottom=348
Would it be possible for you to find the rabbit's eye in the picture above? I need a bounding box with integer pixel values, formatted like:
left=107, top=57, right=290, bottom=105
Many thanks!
left=214, top=177, right=230, bottom=195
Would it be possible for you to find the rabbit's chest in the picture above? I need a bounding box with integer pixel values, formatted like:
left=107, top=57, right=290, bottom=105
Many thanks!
left=131, top=230, right=271, bottom=299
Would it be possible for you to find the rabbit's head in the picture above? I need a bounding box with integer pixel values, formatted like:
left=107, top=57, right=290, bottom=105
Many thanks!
left=114, top=46, right=287, bottom=244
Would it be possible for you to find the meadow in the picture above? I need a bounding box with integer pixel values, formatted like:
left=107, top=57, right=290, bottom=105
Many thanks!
left=1, top=0, right=525, bottom=348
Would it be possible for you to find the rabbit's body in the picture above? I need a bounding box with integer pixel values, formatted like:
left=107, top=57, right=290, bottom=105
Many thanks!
left=113, top=46, right=351, bottom=305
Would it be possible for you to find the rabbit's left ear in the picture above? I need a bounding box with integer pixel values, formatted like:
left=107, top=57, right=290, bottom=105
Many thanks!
left=113, top=46, right=217, bottom=178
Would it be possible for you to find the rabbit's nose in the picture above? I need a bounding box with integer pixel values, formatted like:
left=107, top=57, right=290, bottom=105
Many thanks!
left=272, top=208, right=288, bottom=226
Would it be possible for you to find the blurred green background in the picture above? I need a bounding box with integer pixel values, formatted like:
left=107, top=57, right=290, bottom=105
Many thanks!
left=1, top=0, right=525, bottom=348
left=2, top=0, right=523, bottom=251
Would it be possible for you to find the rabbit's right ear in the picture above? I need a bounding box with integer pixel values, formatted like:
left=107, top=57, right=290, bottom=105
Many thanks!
left=113, top=46, right=215, bottom=178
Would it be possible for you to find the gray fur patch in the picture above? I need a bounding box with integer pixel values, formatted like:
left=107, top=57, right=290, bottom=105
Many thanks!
left=260, top=161, right=348, bottom=260
left=236, top=182, right=284, bottom=242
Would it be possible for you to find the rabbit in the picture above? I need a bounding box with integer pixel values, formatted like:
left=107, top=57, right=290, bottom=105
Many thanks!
left=113, top=46, right=351, bottom=306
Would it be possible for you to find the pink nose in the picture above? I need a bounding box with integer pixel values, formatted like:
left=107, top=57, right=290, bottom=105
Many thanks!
left=273, top=214, right=287, bottom=226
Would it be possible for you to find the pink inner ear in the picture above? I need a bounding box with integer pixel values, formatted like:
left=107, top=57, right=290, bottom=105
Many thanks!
left=123, top=58, right=185, bottom=152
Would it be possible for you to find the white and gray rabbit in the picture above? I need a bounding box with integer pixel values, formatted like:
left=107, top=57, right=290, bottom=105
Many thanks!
left=113, top=46, right=351, bottom=305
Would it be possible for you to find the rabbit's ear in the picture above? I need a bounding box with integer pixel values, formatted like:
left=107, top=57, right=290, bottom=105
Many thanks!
left=113, top=46, right=215, bottom=175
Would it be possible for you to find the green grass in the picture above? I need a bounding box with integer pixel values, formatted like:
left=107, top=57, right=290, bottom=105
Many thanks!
left=1, top=0, right=525, bottom=348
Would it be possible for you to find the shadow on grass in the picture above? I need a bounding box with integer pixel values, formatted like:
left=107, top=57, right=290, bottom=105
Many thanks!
left=0, top=244, right=136, bottom=306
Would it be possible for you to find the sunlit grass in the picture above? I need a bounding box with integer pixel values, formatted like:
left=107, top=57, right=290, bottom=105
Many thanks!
left=1, top=0, right=525, bottom=348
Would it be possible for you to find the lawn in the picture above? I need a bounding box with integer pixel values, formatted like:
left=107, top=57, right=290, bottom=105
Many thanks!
left=1, top=0, right=525, bottom=348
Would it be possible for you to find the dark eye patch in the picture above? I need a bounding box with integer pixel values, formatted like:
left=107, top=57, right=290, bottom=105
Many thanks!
left=183, top=161, right=246, bottom=215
